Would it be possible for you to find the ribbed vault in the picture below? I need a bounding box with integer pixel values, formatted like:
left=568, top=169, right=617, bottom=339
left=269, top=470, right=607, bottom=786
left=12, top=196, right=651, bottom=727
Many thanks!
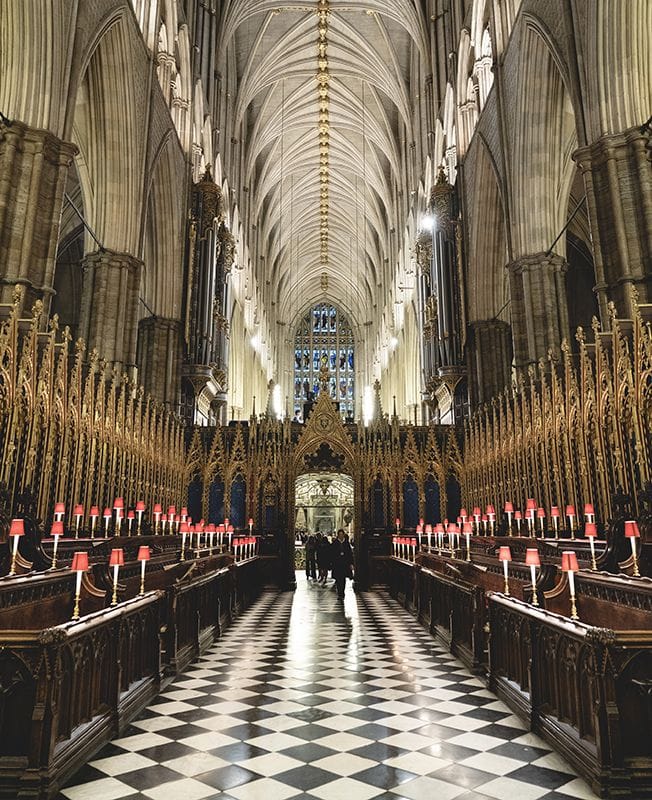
left=217, top=1, right=429, bottom=342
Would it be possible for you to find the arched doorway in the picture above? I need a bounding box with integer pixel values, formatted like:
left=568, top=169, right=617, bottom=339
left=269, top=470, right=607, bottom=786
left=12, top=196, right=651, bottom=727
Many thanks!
left=295, top=472, right=354, bottom=540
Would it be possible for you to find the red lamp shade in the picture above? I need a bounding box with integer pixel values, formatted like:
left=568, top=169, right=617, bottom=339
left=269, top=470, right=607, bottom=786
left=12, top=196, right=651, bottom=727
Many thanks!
left=137, top=546, right=151, bottom=561
left=456, top=516, right=462, bottom=524
left=486, top=504, right=495, bottom=516
left=109, top=548, right=125, bottom=567
left=411, top=538, right=417, bottom=546
left=537, top=507, right=546, bottom=518
left=227, top=525, right=234, bottom=533
left=584, top=503, right=595, bottom=516
left=504, top=501, right=514, bottom=513
left=561, top=550, right=579, bottom=572
left=472, top=506, right=481, bottom=516
left=551, top=506, right=560, bottom=518
left=525, top=548, right=541, bottom=567
left=526, top=498, right=536, bottom=511
left=584, top=522, right=598, bottom=538
left=463, top=522, right=473, bottom=534
left=624, top=520, right=640, bottom=538
left=435, top=523, right=444, bottom=533
left=514, top=510, right=522, bottom=520
left=481, top=514, right=488, bottom=522
left=498, top=546, right=512, bottom=562
left=161, top=514, right=168, bottom=523
left=136, top=500, right=145, bottom=512
left=51, top=521, right=64, bottom=536
left=71, top=551, right=89, bottom=572
left=224, top=518, right=230, bottom=526
left=113, top=497, right=124, bottom=510
left=180, top=507, right=188, bottom=517
left=416, top=524, right=423, bottom=534
left=395, top=518, right=401, bottom=526
left=73, top=504, right=84, bottom=516
left=90, top=506, right=100, bottom=517
left=179, top=521, right=189, bottom=534
left=54, top=502, right=66, bottom=515
left=103, top=507, right=111, bottom=518
left=168, top=505, right=176, bottom=515
left=127, top=510, right=135, bottom=520
left=153, top=503, right=162, bottom=514
left=459, top=509, right=467, bottom=518
left=419, top=517, right=425, bottom=526
left=565, top=505, right=576, bottom=517
left=9, top=519, right=24, bottom=537
left=218, top=523, right=226, bottom=533
left=425, top=524, right=433, bottom=534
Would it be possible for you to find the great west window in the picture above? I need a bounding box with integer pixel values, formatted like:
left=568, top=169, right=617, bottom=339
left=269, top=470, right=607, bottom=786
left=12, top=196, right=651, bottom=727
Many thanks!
left=294, top=304, right=354, bottom=418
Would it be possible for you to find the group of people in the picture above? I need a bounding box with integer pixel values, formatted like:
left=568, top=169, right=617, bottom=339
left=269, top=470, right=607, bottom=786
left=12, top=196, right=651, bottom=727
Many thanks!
left=304, top=530, right=354, bottom=600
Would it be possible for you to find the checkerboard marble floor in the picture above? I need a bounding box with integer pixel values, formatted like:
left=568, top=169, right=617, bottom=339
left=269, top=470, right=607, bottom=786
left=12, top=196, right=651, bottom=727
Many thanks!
left=58, top=574, right=599, bottom=800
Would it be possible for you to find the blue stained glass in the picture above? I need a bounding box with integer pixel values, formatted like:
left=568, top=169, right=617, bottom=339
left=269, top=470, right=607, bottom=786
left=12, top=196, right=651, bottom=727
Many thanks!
left=294, top=303, right=355, bottom=415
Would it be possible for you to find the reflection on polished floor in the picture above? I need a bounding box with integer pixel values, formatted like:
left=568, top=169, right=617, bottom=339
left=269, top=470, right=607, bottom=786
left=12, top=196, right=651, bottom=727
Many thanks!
left=58, top=574, right=598, bottom=800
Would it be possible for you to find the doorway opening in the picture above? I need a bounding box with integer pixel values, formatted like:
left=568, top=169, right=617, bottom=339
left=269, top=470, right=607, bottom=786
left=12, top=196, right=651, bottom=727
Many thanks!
left=295, top=472, right=354, bottom=544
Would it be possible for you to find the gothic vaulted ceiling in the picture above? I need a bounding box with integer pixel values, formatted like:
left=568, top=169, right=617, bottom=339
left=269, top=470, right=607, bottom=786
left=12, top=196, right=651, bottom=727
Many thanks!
left=217, top=0, right=430, bottom=338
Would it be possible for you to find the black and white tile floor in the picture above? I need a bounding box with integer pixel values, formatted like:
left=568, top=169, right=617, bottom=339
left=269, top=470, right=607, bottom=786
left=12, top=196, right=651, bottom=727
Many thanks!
left=58, top=574, right=599, bottom=800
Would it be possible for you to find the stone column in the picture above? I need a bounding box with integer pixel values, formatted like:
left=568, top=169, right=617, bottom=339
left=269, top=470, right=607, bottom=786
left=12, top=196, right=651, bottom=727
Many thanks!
left=137, top=316, right=182, bottom=408
left=507, top=252, right=570, bottom=370
left=0, top=120, right=77, bottom=314
left=79, top=250, right=142, bottom=374
left=574, top=125, right=652, bottom=319
left=467, top=319, right=513, bottom=406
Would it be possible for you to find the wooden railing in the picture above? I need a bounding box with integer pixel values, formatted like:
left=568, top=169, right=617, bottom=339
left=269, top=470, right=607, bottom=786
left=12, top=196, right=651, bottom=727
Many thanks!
left=489, top=594, right=652, bottom=798
left=0, top=552, right=264, bottom=799
left=0, top=593, right=161, bottom=798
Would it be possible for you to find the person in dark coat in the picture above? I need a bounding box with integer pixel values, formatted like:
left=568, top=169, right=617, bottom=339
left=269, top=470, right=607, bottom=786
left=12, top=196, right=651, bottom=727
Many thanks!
left=331, top=528, right=354, bottom=600
left=316, top=533, right=331, bottom=583
left=305, top=534, right=317, bottom=580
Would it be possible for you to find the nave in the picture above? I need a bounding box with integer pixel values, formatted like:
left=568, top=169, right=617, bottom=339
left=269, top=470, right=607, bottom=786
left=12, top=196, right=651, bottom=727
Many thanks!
left=58, top=575, right=597, bottom=800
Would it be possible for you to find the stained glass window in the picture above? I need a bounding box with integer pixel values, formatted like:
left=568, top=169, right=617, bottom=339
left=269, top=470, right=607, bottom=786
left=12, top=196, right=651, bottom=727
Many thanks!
left=294, top=304, right=354, bottom=418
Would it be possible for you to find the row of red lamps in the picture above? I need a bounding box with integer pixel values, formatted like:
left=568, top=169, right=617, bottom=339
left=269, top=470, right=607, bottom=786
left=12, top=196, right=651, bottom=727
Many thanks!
left=69, top=546, right=150, bottom=620
left=51, top=500, right=256, bottom=540
left=466, top=501, right=595, bottom=538
left=497, top=546, right=582, bottom=619
left=8, top=514, right=260, bottom=576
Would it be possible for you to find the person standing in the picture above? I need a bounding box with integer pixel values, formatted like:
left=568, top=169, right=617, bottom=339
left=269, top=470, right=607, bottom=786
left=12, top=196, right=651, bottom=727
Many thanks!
left=305, top=534, right=317, bottom=580
left=331, top=528, right=354, bottom=600
left=316, top=533, right=331, bottom=583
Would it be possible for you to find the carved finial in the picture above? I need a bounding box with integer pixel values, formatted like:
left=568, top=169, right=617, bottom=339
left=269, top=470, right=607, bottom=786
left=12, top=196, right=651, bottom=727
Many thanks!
left=11, top=285, right=23, bottom=307
left=31, top=299, right=43, bottom=320
left=575, top=326, right=585, bottom=345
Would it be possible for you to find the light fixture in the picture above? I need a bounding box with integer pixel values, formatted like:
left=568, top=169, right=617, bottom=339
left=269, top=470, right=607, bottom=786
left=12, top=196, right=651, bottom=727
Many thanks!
left=390, top=336, right=398, bottom=349
left=251, top=334, right=260, bottom=351
left=362, top=385, right=374, bottom=426
left=273, top=383, right=283, bottom=419
left=421, top=213, right=435, bottom=231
